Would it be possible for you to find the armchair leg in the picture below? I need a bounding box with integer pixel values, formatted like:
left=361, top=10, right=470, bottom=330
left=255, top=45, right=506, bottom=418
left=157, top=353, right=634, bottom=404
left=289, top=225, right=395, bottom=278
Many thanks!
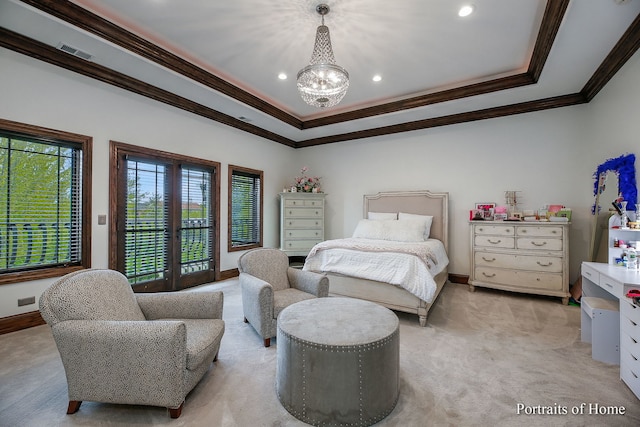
left=213, top=350, right=219, bottom=362
left=168, top=402, right=184, bottom=419
left=244, top=317, right=248, bottom=323
left=67, top=400, right=82, bottom=414
left=264, top=337, right=271, bottom=347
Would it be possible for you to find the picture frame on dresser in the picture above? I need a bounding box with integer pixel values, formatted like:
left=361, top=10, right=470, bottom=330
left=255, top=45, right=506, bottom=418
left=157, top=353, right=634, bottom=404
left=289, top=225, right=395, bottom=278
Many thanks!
left=475, top=203, right=495, bottom=220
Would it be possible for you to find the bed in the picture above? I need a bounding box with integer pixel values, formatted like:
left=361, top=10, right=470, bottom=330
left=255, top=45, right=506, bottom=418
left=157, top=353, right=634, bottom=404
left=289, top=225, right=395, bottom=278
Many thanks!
left=303, top=190, right=449, bottom=326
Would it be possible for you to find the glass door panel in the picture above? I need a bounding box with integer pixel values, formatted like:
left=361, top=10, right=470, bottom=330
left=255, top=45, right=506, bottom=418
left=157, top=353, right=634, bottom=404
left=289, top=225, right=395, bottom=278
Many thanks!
left=124, top=160, right=169, bottom=291
left=178, top=166, right=215, bottom=288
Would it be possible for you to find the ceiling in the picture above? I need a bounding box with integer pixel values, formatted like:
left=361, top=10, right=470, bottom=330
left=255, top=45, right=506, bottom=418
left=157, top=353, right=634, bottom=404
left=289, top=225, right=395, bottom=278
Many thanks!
left=1, top=0, right=639, bottom=148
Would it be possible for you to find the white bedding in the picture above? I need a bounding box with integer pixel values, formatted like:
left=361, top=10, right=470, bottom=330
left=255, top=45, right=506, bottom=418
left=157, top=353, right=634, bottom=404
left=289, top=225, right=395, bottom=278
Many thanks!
left=303, top=238, right=449, bottom=302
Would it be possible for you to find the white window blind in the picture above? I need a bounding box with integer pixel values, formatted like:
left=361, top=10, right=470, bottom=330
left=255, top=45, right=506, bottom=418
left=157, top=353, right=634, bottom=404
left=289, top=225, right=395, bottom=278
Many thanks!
left=124, top=159, right=168, bottom=284
left=231, top=170, right=261, bottom=247
left=0, top=133, right=83, bottom=272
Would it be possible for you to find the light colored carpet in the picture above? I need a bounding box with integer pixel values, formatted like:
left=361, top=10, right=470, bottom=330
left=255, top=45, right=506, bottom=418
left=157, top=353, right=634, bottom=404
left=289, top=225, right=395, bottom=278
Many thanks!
left=1, top=280, right=638, bottom=427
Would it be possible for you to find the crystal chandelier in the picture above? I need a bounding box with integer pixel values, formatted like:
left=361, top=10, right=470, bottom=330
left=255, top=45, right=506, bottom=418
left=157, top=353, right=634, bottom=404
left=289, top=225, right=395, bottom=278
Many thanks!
left=297, top=4, right=349, bottom=108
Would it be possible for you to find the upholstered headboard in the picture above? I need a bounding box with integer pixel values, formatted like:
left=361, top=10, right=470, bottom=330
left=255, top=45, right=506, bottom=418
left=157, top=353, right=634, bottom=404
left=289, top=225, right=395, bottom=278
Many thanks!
left=363, top=190, right=449, bottom=251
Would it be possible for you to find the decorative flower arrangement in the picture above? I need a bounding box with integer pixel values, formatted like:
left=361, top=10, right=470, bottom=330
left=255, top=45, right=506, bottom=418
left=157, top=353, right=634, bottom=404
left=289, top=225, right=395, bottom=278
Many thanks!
left=293, top=166, right=322, bottom=193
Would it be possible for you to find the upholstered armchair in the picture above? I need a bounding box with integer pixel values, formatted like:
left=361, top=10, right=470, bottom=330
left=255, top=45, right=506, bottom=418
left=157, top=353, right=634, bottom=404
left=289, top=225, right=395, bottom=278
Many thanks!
left=38, top=269, right=225, bottom=419
left=238, top=248, right=329, bottom=347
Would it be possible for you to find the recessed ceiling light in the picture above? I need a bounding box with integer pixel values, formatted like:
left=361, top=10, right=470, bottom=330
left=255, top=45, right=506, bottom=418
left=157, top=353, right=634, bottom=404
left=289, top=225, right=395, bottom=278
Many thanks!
left=458, top=5, right=474, bottom=17
left=372, top=75, right=382, bottom=82
left=278, top=73, right=287, bottom=80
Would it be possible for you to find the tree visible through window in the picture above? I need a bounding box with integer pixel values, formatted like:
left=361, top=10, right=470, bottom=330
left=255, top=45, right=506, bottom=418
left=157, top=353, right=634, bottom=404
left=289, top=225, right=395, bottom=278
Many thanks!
left=229, top=165, right=263, bottom=251
left=0, top=120, right=91, bottom=283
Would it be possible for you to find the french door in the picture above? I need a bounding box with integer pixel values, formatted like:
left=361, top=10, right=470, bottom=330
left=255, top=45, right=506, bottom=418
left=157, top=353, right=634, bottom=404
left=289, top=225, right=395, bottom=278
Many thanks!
left=110, top=142, right=220, bottom=292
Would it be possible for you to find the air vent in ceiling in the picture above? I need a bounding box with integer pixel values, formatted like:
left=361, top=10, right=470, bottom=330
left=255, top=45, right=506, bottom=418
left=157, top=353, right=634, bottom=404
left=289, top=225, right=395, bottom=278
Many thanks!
left=56, top=43, right=93, bottom=61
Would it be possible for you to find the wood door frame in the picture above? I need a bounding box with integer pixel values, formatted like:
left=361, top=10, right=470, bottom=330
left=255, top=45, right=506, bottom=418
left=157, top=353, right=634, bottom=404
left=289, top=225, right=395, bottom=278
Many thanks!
left=108, top=141, right=220, bottom=290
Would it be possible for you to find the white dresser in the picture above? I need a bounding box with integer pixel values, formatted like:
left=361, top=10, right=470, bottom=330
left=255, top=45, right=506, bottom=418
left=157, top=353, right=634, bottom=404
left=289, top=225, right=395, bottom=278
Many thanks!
left=279, top=192, right=326, bottom=257
left=469, top=221, right=570, bottom=304
left=581, top=262, right=640, bottom=399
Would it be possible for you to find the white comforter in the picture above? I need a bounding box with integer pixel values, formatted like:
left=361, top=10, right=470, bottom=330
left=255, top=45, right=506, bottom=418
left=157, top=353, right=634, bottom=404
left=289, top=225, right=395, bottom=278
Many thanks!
left=303, top=238, right=449, bottom=302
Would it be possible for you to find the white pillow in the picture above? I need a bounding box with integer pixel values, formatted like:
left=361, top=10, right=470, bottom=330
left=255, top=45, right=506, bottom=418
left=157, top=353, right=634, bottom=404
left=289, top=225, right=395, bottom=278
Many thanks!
left=398, top=212, right=433, bottom=239
left=367, top=211, right=397, bottom=220
left=352, top=219, right=425, bottom=242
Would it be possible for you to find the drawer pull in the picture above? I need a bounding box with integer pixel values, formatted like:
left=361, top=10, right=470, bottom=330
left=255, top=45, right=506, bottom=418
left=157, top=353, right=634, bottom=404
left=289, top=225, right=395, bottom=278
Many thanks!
left=552, top=230, right=557, bottom=234
left=630, top=319, right=638, bottom=327
left=632, top=337, right=638, bottom=344
left=288, top=232, right=292, bottom=236
left=584, top=271, right=592, bottom=277
left=482, top=256, right=496, bottom=262
left=603, top=282, right=614, bottom=289
left=478, top=228, right=483, bottom=232
left=488, top=239, right=502, bottom=244
left=289, top=211, right=293, bottom=215
left=482, top=272, right=496, bottom=278
left=531, top=241, right=547, bottom=247
left=537, top=261, right=553, bottom=267
left=521, top=229, right=527, bottom=233
left=315, top=211, right=319, bottom=215
left=288, top=221, right=293, bottom=226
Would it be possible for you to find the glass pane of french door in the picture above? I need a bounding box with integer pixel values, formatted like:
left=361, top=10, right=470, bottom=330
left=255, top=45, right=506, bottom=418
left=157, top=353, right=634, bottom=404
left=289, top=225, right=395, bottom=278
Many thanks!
left=180, top=167, right=212, bottom=276
left=124, top=160, right=168, bottom=288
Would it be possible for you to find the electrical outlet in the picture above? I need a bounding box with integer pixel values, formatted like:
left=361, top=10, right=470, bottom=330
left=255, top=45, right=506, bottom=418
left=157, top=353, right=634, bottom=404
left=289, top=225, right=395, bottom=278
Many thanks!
left=98, top=214, right=107, bottom=225
left=18, top=296, right=36, bottom=306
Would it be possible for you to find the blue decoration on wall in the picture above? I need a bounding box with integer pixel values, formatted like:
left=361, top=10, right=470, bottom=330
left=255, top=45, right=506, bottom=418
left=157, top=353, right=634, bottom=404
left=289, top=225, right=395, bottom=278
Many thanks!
left=592, top=153, right=637, bottom=214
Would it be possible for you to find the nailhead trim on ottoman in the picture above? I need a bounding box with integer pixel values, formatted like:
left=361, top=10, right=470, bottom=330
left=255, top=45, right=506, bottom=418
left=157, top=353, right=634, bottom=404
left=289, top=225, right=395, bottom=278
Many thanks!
left=276, top=298, right=400, bottom=426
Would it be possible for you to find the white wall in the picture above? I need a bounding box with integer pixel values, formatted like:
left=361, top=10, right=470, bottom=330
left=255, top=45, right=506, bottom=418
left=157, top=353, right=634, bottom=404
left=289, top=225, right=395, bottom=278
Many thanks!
left=1, top=45, right=639, bottom=319
left=293, top=107, right=592, bottom=281
left=0, top=48, right=296, bottom=317
left=293, top=49, right=640, bottom=288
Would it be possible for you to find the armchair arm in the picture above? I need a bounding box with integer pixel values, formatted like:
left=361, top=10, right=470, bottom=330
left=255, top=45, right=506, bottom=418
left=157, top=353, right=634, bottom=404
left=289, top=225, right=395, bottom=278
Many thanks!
left=288, top=267, right=329, bottom=297
left=136, top=291, right=223, bottom=320
left=52, top=319, right=187, bottom=408
left=239, top=272, right=274, bottom=335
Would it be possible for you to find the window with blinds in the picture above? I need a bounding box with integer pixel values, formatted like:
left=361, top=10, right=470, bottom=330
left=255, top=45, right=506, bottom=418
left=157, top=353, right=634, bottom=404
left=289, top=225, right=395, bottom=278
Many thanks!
left=0, top=132, right=84, bottom=273
left=229, top=165, right=263, bottom=251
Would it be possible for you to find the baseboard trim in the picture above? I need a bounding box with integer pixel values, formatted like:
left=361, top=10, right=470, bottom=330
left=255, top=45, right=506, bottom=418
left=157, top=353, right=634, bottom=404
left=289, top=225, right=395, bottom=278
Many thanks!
left=448, top=273, right=469, bottom=284
left=220, top=268, right=239, bottom=280
left=0, top=311, right=45, bottom=335
left=1, top=270, right=464, bottom=335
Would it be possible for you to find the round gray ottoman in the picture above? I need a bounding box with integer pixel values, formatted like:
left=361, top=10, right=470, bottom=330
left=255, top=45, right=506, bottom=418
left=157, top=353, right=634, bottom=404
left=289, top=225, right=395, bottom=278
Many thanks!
left=276, top=297, right=399, bottom=426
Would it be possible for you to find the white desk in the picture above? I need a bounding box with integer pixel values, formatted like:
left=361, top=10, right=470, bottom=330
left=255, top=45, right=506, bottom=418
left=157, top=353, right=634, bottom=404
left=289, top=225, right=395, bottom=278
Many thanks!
left=581, top=262, right=640, bottom=399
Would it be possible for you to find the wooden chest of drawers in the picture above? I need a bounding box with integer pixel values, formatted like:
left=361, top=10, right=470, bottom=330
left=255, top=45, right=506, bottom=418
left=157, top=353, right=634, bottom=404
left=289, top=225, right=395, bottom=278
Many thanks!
left=279, top=192, right=326, bottom=256
left=469, top=221, right=570, bottom=304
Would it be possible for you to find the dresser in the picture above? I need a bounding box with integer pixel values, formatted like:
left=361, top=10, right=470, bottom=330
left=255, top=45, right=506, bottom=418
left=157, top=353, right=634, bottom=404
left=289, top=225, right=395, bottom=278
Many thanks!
left=279, top=192, right=326, bottom=257
left=581, top=262, right=640, bottom=400
left=469, top=221, right=570, bottom=304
